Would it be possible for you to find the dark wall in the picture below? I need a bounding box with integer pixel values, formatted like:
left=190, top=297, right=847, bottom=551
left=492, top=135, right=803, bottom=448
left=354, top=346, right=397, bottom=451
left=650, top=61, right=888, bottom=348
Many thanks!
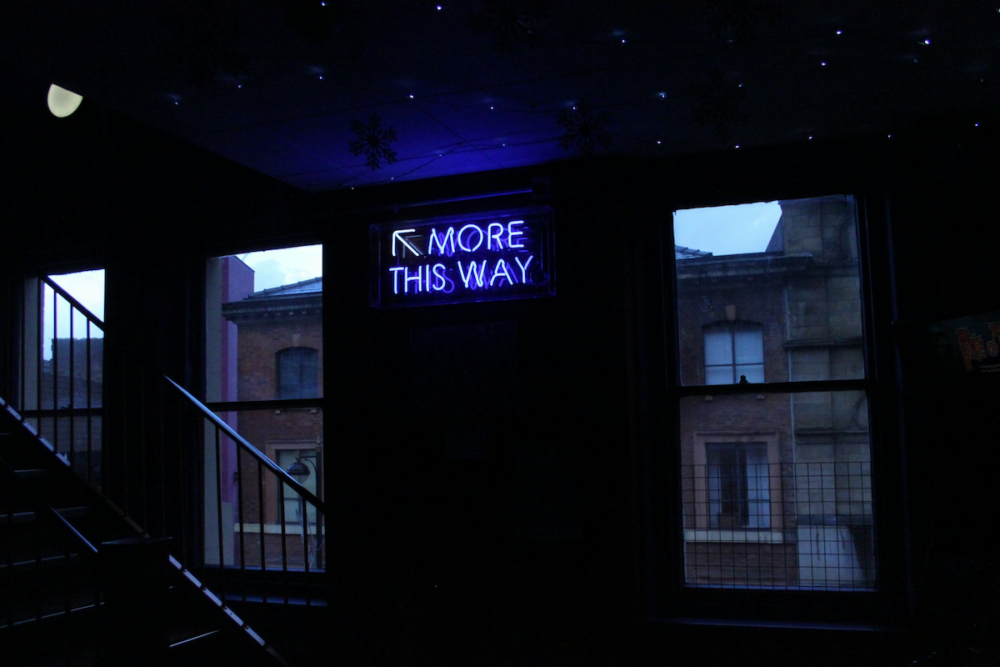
left=888, top=125, right=1000, bottom=569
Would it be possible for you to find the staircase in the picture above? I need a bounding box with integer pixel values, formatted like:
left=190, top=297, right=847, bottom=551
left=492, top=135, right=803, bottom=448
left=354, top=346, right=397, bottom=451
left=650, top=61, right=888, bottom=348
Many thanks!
left=0, top=397, right=286, bottom=666
left=0, top=274, right=335, bottom=665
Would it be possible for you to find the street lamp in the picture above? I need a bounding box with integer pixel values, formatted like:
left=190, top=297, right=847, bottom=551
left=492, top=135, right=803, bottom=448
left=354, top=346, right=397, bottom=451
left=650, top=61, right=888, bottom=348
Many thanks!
left=287, top=459, right=311, bottom=483
left=284, top=452, right=322, bottom=570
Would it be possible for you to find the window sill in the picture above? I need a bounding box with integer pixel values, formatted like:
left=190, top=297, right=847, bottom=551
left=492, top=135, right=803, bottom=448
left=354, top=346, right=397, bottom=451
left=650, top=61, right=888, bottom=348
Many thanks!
left=683, top=529, right=786, bottom=543
left=236, top=523, right=322, bottom=536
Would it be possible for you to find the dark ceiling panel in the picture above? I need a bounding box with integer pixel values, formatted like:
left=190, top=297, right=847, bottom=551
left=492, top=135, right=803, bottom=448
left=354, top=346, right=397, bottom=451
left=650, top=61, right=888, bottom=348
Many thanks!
left=2, top=0, right=997, bottom=192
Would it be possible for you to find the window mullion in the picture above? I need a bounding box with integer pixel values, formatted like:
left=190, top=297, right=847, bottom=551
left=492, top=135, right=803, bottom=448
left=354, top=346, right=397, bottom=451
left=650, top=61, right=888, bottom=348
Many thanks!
left=675, top=378, right=868, bottom=398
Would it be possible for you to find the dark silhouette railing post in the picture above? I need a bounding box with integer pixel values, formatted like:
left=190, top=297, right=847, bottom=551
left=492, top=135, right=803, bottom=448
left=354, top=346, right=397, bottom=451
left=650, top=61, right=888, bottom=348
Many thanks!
left=99, top=536, right=173, bottom=667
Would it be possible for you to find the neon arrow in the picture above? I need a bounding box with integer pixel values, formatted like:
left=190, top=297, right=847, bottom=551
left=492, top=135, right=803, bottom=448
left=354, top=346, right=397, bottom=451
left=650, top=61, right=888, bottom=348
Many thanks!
left=392, top=229, right=421, bottom=257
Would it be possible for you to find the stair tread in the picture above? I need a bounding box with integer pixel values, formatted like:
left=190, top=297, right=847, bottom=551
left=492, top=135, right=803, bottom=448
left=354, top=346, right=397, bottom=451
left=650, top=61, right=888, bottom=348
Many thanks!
left=0, top=553, right=85, bottom=571
left=169, top=628, right=222, bottom=648
left=13, top=468, right=49, bottom=479
left=2, top=403, right=286, bottom=666
left=0, top=506, right=91, bottom=525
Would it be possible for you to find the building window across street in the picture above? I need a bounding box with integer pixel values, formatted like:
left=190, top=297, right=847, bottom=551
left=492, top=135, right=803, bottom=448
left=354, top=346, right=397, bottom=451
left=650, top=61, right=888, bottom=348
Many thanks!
left=671, top=195, right=876, bottom=591
left=706, top=442, right=770, bottom=529
left=277, top=347, right=319, bottom=399
left=704, top=322, right=764, bottom=385
left=274, top=445, right=321, bottom=525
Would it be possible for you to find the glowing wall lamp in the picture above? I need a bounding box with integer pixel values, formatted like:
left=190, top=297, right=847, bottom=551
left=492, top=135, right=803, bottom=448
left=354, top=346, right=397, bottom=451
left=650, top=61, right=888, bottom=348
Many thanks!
left=47, top=84, right=83, bottom=118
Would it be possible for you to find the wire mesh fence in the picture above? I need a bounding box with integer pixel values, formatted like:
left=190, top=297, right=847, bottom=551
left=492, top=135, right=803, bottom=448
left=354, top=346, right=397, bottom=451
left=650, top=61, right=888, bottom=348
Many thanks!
left=681, top=461, right=876, bottom=590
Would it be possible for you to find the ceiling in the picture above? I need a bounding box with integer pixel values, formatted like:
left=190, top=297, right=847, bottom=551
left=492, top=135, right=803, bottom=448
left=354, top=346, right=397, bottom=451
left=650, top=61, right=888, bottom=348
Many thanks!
left=2, top=0, right=998, bottom=193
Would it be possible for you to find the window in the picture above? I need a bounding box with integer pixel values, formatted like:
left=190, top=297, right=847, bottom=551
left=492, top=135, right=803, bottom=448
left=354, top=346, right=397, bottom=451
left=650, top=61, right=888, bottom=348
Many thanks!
left=670, top=195, right=876, bottom=592
left=704, top=322, right=764, bottom=385
left=706, top=442, right=770, bottom=529
left=277, top=347, right=319, bottom=399
left=13, top=270, right=105, bottom=486
left=203, top=244, right=324, bottom=570
left=274, top=445, right=321, bottom=525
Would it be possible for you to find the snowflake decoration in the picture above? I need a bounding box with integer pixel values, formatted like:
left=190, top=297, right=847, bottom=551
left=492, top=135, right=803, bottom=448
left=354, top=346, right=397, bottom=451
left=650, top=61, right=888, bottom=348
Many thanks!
left=707, top=0, right=782, bottom=45
left=470, top=0, right=548, bottom=54
left=690, top=71, right=746, bottom=143
left=349, top=113, right=398, bottom=171
left=556, top=102, right=612, bottom=155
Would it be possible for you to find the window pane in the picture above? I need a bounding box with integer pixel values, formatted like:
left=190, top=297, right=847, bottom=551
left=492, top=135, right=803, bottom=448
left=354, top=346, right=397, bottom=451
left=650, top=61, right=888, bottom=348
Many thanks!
left=19, top=271, right=106, bottom=488
left=705, top=366, right=734, bottom=385
left=205, top=244, right=323, bottom=403
left=704, top=329, right=733, bottom=365
left=734, top=327, right=763, bottom=365
left=680, top=392, right=875, bottom=590
left=203, top=245, right=325, bottom=572
left=675, top=196, right=864, bottom=386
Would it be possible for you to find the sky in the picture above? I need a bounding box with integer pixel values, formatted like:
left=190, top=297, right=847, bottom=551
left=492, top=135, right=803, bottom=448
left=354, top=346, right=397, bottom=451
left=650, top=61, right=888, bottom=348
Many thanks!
left=236, top=244, right=323, bottom=292
left=673, top=201, right=782, bottom=256
left=49, top=270, right=105, bottom=321
left=43, top=269, right=106, bottom=358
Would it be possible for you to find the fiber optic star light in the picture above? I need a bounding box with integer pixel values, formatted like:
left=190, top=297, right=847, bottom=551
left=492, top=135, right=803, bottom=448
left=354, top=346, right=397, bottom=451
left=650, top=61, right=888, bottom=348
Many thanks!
left=370, top=207, right=555, bottom=307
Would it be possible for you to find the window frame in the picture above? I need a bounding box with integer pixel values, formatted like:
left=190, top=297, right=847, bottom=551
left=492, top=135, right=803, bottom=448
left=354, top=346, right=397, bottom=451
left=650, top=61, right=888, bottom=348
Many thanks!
left=643, top=186, right=905, bottom=625
left=199, top=243, right=327, bottom=574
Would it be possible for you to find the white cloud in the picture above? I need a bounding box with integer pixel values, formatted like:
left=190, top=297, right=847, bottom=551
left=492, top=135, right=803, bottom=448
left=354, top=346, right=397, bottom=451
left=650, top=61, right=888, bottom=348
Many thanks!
left=674, top=201, right=781, bottom=256
left=241, top=245, right=322, bottom=292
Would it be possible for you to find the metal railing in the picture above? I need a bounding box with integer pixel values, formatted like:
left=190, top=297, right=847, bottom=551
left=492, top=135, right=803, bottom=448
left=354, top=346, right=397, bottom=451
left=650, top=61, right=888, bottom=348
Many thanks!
left=163, top=377, right=328, bottom=604
left=5, top=273, right=327, bottom=604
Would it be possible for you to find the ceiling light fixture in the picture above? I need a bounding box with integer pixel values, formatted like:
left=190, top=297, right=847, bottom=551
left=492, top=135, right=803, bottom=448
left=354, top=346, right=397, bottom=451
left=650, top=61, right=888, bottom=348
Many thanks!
left=47, top=84, right=83, bottom=118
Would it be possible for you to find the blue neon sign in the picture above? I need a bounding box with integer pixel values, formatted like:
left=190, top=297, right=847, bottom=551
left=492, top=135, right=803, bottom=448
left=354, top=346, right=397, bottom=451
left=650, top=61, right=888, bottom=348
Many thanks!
left=371, top=207, right=555, bottom=307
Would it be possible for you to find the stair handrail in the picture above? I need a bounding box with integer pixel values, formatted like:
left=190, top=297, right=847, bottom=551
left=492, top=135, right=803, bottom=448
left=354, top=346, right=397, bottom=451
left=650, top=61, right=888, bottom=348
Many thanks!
left=38, top=276, right=105, bottom=331
left=45, top=505, right=99, bottom=556
left=162, top=376, right=328, bottom=514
